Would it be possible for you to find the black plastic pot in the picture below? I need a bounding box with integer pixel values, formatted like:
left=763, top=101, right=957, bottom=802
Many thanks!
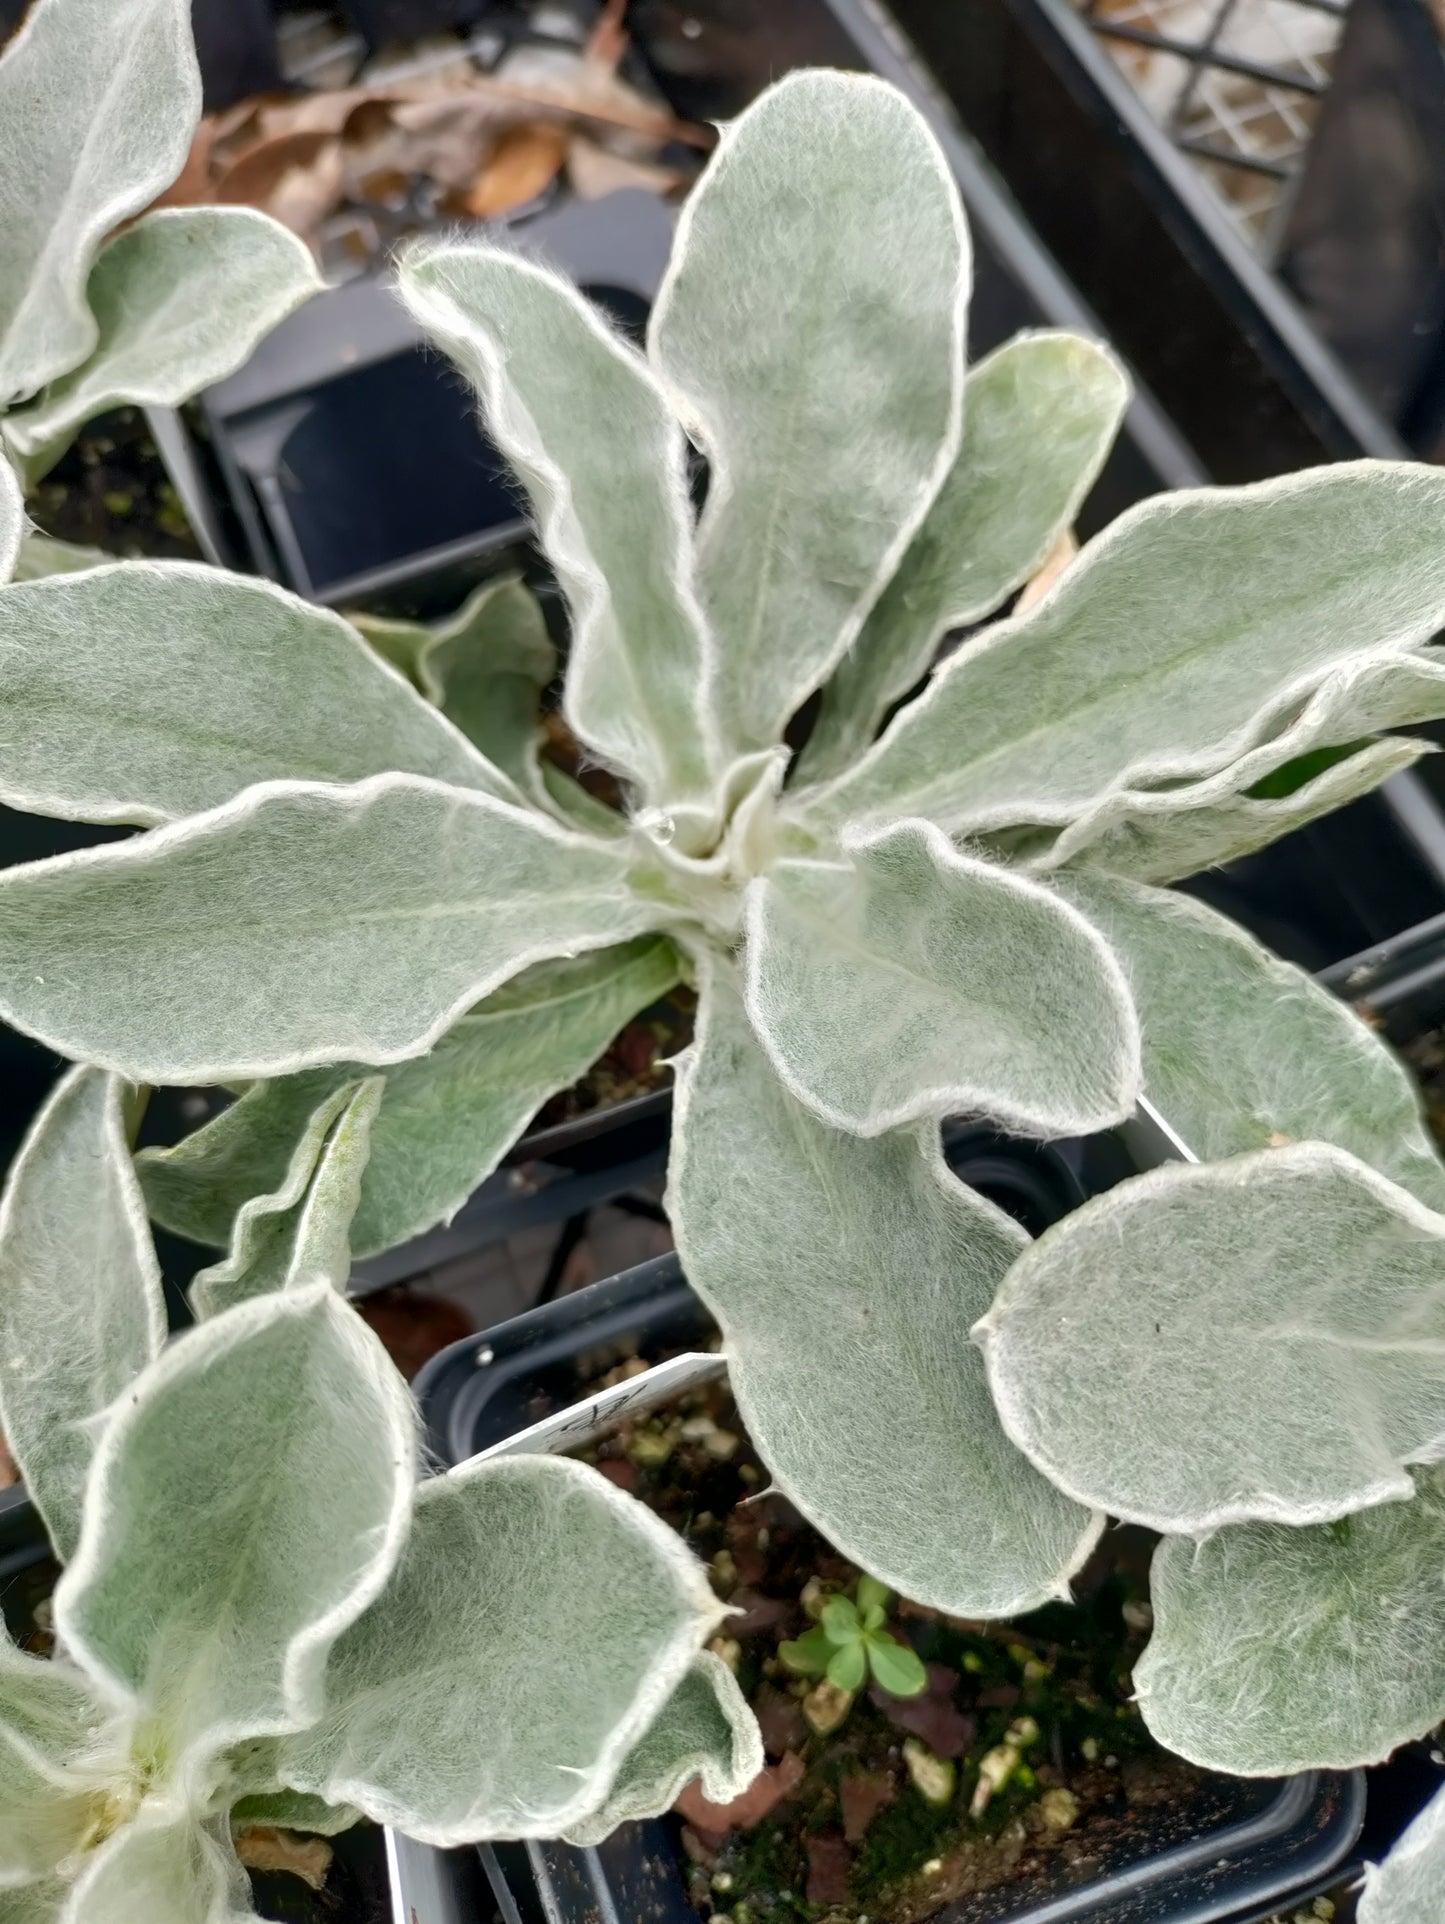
left=190, top=0, right=284, bottom=111
left=160, top=186, right=675, bottom=618
left=0, top=1484, right=491, bottom=1924
left=340, top=0, right=491, bottom=49
left=412, top=1143, right=1367, bottom=1924
left=1275, top=0, right=1445, bottom=461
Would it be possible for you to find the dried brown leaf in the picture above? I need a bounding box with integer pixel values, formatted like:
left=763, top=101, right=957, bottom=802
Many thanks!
left=585, top=0, right=630, bottom=71
left=233, top=1827, right=332, bottom=1892
left=1016, top=527, right=1079, bottom=615
left=151, top=118, right=218, bottom=210
left=567, top=134, right=689, bottom=202
left=466, top=122, right=568, bottom=217
left=211, top=129, right=336, bottom=209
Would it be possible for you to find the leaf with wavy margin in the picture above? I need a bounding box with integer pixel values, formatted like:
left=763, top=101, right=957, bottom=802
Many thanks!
left=0, top=564, right=512, bottom=827
left=561, top=1653, right=762, bottom=1846
left=352, top=575, right=555, bottom=800
left=1136, top=1469, right=1445, bottom=1774
left=803, top=462, right=1445, bottom=838
left=279, top=1454, right=724, bottom=1844
left=649, top=69, right=968, bottom=757
left=0, top=1067, right=164, bottom=1559
left=0, top=0, right=198, bottom=409
left=190, top=1079, right=381, bottom=1318
left=978, top=1144, right=1445, bottom=1534
left=4, top=209, right=320, bottom=480
left=1041, top=646, right=1445, bottom=881
left=398, top=243, right=716, bottom=803
left=1053, top=870, right=1445, bottom=1208
left=0, top=774, right=656, bottom=1084
left=799, top=332, right=1127, bottom=783
left=139, top=939, right=680, bottom=1259
left=669, top=961, right=1100, bottom=1616
left=54, top=1287, right=415, bottom=1767
left=744, top=819, right=1139, bottom=1138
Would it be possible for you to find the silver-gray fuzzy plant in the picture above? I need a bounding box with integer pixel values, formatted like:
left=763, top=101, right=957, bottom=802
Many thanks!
left=0, top=58, right=1444, bottom=1920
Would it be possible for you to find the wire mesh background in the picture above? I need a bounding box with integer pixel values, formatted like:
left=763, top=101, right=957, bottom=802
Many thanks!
left=1071, top=0, right=1350, bottom=253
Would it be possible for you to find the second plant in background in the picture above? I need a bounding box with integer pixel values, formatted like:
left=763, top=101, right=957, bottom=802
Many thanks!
left=0, top=0, right=321, bottom=570
left=0, top=1065, right=757, bottom=1919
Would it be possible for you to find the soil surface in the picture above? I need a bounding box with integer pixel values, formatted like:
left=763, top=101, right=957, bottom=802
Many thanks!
left=24, top=407, right=202, bottom=561
left=534, top=982, right=695, bottom=1130
left=1402, top=1025, right=1445, bottom=1151
left=575, top=1367, right=1277, bottom=1924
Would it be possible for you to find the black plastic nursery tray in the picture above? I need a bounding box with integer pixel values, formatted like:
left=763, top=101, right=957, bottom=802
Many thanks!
left=169, top=185, right=672, bottom=615
left=413, top=1138, right=1366, bottom=1924
left=157, top=0, right=1204, bottom=617
left=882, top=0, right=1413, bottom=481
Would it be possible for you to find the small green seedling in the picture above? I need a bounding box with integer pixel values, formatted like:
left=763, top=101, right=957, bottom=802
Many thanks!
left=779, top=1576, right=927, bottom=1698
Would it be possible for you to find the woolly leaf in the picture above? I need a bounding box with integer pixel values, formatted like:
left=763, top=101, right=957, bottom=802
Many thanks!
left=1136, top=1469, right=1445, bottom=1774
left=279, top=1453, right=724, bottom=1844
left=398, top=244, right=716, bottom=803
left=0, top=461, right=20, bottom=585
left=1, top=1884, right=65, bottom=1923
left=561, top=1653, right=762, bottom=1847
left=1048, top=738, right=1425, bottom=884
left=55, top=1286, right=415, bottom=1765
left=1053, top=871, right=1445, bottom=1209
left=649, top=69, right=968, bottom=756
left=805, top=462, right=1445, bottom=838
left=1044, top=645, right=1445, bottom=881
left=10, top=535, right=111, bottom=582
left=1360, top=1779, right=1445, bottom=1924
left=0, top=0, right=198, bottom=409
left=0, top=773, right=656, bottom=1084
left=0, top=564, right=512, bottom=828
left=0, top=1641, right=117, bottom=1890
left=540, top=762, right=627, bottom=838
left=139, top=939, right=681, bottom=1259
left=745, top=820, right=1139, bottom=1137
left=353, top=576, right=555, bottom=798
left=3, top=210, right=320, bottom=481
left=0, top=1066, right=164, bottom=1560
left=227, top=1787, right=358, bottom=1836
left=59, top=1813, right=250, bottom=1924
left=978, top=1144, right=1445, bottom=1534
left=190, top=1079, right=381, bottom=1319
left=670, top=963, right=1100, bottom=1616
left=800, top=332, right=1128, bottom=783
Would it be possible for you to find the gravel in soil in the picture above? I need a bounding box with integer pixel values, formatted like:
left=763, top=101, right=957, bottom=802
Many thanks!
left=576, top=1369, right=1277, bottom=1924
